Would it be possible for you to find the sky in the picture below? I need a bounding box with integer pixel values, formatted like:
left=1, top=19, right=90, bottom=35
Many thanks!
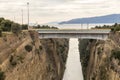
left=0, top=0, right=120, bottom=24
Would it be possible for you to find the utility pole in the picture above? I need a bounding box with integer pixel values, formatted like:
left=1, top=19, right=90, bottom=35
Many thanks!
left=21, top=9, right=23, bottom=30
left=22, top=9, right=23, bottom=25
left=27, top=2, right=29, bottom=30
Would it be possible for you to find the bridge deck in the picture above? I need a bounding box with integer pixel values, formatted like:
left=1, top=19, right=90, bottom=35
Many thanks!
left=37, top=29, right=111, bottom=34
left=37, top=29, right=111, bottom=40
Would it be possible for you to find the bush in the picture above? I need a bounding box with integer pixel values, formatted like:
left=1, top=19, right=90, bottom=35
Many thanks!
left=0, top=20, right=13, bottom=32
left=111, top=23, right=120, bottom=32
left=11, top=23, right=21, bottom=34
left=22, top=24, right=28, bottom=30
left=9, top=55, right=17, bottom=66
left=111, top=50, right=120, bottom=60
left=0, top=71, right=5, bottom=80
left=25, top=45, right=33, bottom=52
left=39, top=46, right=43, bottom=50
left=0, top=29, right=2, bottom=37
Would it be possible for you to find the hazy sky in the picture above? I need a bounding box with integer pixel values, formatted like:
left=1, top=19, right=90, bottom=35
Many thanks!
left=0, top=0, right=120, bottom=24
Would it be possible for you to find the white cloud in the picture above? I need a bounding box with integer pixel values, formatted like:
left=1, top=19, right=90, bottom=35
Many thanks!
left=0, top=0, right=120, bottom=23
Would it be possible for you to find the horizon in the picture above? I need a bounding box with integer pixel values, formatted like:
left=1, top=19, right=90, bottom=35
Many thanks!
left=0, top=0, right=120, bottom=24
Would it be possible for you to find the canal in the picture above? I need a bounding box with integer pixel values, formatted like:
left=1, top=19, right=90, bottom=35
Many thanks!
left=63, top=38, right=84, bottom=80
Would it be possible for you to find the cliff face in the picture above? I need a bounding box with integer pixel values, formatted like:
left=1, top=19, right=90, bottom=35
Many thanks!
left=79, top=32, right=120, bottom=80
left=0, top=31, right=69, bottom=80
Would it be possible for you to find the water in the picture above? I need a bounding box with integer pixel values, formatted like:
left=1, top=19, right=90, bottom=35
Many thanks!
left=43, top=23, right=113, bottom=80
left=63, top=38, right=83, bottom=80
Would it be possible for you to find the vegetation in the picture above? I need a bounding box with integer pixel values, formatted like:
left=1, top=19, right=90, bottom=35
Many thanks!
left=94, top=23, right=120, bottom=32
left=39, top=46, right=43, bottom=50
left=95, top=25, right=111, bottom=29
left=99, top=66, right=108, bottom=80
left=0, top=18, right=27, bottom=34
left=11, top=23, right=21, bottom=34
left=25, top=45, right=33, bottom=52
left=111, top=23, right=120, bottom=32
left=9, top=55, right=17, bottom=66
left=21, top=24, right=28, bottom=30
left=33, top=25, right=58, bottom=29
left=111, top=50, right=120, bottom=60
left=0, top=17, right=58, bottom=37
left=0, top=71, right=5, bottom=80
left=0, top=19, right=13, bottom=32
left=0, top=29, right=2, bottom=37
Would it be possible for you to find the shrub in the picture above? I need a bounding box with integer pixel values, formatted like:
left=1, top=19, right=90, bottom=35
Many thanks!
left=0, top=71, right=5, bottom=80
left=11, top=23, right=21, bottom=34
left=22, top=24, right=28, bottom=30
left=99, top=66, right=108, bottom=80
left=0, top=20, right=12, bottom=32
left=111, top=50, right=120, bottom=60
left=39, top=46, right=43, bottom=50
left=25, top=45, right=33, bottom=52
left=0, top=29, right=2, bottom=37
left=9, top=55, right=17, bottom=66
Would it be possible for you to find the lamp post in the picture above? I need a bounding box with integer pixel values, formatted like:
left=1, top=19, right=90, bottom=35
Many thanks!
left=22, top=9, right=23, bottom=25
left=21, top=9, right=23, bottom=30
left=27, top=2, right=29, bottom=30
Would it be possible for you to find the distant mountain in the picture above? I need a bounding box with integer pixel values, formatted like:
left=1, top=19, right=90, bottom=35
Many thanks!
left=59, top=14, right=120, bottom=24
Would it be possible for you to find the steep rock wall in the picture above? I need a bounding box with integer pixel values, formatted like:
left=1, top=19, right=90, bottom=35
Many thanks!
left=0, top=31, right=69, bottom=80
left=79, top=32, right=120, bottom=80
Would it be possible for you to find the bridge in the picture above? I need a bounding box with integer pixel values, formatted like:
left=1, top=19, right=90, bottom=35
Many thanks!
left=37, top=29, right=111, bottom=40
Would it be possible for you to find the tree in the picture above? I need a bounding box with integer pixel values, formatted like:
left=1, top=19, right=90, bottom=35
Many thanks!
left=0, top=18, right=4, bottom=23
left=11, top=23, right=21, bottom=34
left=0, top=20, right=13, bottom=31
left=22, top=24, right=28, bottom=30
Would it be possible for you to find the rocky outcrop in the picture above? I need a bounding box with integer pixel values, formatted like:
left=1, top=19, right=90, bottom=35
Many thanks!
left=79, top=32, right=120, bottom=80
left=0, top=31, right=69, bottom=80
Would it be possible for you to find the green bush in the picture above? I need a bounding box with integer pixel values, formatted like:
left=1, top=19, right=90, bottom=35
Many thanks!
left=0, top=71, right=5, bottom=80
left=0, top=29, right=2, bottom=37
left=9, top=55, right=17, bottom=66
left=39, top=46, right=43, bottom=50
left=22, top=24, right=28, bottom=30
left=111, top=50, right=120, bottom=60
left=94, top=23, right=120, bottom=32
left=11, top=23, right=21, bottom=34
left=25, top=45, right=33, bottom=52
left=0, top=20, right=13, bottom=32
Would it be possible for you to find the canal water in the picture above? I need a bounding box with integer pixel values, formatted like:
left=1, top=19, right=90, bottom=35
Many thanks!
left=63, top=38, right=83, bottom=80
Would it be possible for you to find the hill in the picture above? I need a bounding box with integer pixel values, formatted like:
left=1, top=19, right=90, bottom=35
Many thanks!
left=59, top=14, right=120, bottom=24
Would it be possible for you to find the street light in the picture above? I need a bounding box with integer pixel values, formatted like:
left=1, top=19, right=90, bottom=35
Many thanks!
left=21, top=9, right=23, bottom=25
left=27, top=2, right=29, bottom=30
left=21, top=9, right=23, bottom=30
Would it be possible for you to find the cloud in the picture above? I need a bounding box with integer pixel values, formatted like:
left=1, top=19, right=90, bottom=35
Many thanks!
left=0, top=0, right=120, bottom=23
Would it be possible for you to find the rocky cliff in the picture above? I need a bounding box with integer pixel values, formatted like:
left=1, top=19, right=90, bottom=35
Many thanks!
left=79, top=32, right=120, bottom=80
left=0, top=31, right=69, bottom=80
